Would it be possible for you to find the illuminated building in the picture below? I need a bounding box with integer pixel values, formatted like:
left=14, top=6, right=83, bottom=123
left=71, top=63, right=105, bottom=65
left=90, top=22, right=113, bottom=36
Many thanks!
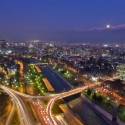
left=116, top=63, right=125, bottom=81
left=0, top=40, right=7, bottom=48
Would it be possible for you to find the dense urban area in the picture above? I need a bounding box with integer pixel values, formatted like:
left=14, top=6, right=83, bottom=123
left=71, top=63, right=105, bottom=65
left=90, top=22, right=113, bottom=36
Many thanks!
left=0, top=39, right=125, bottom=125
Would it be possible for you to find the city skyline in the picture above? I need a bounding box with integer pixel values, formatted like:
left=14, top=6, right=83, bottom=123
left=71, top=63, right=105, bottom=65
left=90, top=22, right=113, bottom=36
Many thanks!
left=1, top=1, right=125, bottom=125
left=0, top=0, right=125, bottom=42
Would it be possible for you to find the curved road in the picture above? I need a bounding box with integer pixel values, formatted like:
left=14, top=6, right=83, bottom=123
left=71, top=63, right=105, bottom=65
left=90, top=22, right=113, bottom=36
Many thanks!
left=0, top=85, right=35, bottom=125
left=5, top=99, right=16, bottom=125
left=46, top=82, right=103, bottom=125
left=1, top=82, right=102, bottom=125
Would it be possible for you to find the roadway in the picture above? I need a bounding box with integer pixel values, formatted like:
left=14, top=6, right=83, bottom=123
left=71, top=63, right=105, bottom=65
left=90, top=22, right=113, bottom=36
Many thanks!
left=0, top=85, right=56, bottom=99
left=0, top=80, right=103, bottom=125
left=1, top=82, right=102, bottom=125
left=46, top=82, right=103, bottom=125
left=5, top=99, right=16, bottom=125
left=33, top=99, right=53, bottom=125
left=1, top=59, right=118, bottom=125
left=55, top=114, right=68, bottom=125
left=96, top=87, right=125, bottom=105
left=59, top=104, right=83, bottom=125
left=0, top=85, right=35, bottom=125
left=4, top=56, right=121, bottom=125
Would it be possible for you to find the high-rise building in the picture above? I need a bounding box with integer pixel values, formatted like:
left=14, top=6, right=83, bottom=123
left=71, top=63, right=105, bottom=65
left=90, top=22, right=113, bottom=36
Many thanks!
left=0, top=40, right=7, bottom=48
left=116, top=63, right=125, bottom=81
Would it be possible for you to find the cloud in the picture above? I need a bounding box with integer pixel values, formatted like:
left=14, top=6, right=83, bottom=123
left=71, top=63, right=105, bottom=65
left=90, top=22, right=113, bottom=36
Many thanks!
left=110, top=24, right=125, bottom=30
left=87, top=24, right=125, bottom=31
left=53, top=24, right=125, bottom=43
left=64, top=24, right=125, bottom=33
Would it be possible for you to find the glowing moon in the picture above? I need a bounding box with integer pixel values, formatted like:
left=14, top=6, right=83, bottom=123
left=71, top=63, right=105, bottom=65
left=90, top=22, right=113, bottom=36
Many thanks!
left=106, top=24, right=111, bottom=28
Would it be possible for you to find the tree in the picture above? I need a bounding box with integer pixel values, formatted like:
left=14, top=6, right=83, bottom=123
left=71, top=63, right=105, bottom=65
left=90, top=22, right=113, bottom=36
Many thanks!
left=87, top=89, right=92, bottom=96
left=114, top=79, right=122, bottom=84
left=92, top=92, right=97, bottom=100
left=97, top=95, right=103, bottom=102
left=0, top=73, right=5, bottom=79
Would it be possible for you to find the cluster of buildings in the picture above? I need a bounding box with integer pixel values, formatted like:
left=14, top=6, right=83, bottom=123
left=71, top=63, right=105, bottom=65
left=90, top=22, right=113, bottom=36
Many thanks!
left=1, top=39, right=125, bottom=82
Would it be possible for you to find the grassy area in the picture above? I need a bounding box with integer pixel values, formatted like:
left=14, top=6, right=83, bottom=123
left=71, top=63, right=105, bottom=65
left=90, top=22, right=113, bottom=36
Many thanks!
left=118, top=105, right=125, bottom=122
left=53, top=66, right=78, bottom=87
left=84, top=89, right=125, bottom=122
left=25, top=65, right=48, bottom=95
left=0, top=91, right=12, bottom=125
left=0, top=92, right=10, bottom=117
left=83, top=89, right=113, bottom=113
left=44, top=100, right=49, bottom=105
left=52, top=99, right=64, bottom=114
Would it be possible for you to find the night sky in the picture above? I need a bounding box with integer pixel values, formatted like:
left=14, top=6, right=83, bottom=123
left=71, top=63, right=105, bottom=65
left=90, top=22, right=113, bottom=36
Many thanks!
left=0, top=0, right=125, bottom=43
